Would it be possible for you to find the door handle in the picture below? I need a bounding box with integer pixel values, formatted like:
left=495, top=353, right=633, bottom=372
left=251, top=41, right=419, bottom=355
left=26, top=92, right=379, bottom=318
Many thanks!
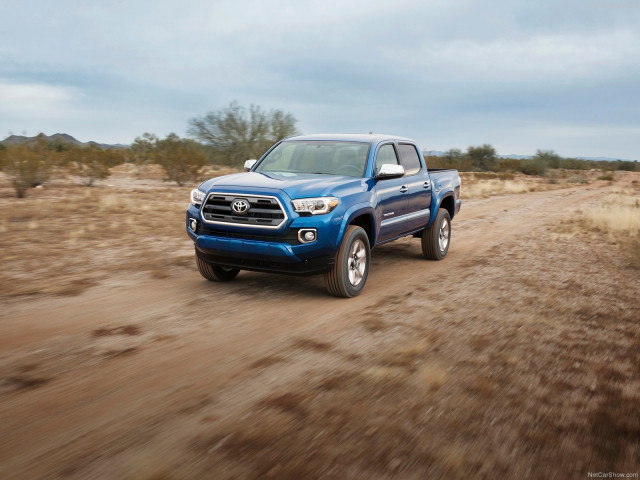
left=423, top=181, right=430, bottom=189
left=399, top=185, right=408, bottom=193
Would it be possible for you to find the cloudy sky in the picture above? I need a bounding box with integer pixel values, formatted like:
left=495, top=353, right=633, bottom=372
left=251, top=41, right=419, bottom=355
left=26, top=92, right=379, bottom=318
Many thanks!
left=1, top=0, right=638, bottom=159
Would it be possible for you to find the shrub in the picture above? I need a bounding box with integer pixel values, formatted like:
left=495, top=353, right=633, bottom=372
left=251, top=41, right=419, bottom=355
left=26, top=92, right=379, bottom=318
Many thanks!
left=0, top=143, right=6, bottom=170
left=597, top=175, right=614, bottom=181
left=154, top=133, right=206, bottom=186
left=3, top=143, right=53, bottom=197
left=616, top=160, right=638, bottom=171
left=426, top=149, right=473, bottom=171
left=534, top=149, right=561, bottom=169
left=68, top=145, right=125, bottom=186
left=566, top=174, right=589, bottom=184
left=129, top=133, right=158, bottom=165
left=494, top=157, right=521, bottom=172
left=466, top=144, right=496, bottom=171
left=520, top=157, right=547, bottom=176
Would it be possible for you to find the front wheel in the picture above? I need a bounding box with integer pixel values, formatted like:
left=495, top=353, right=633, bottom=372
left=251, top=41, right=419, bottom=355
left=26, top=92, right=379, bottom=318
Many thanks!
left=196, top=256, right=240, bottom=282
left=324, top=225, right=370, bottom=298
left=421, top=209, right=451, bottom=260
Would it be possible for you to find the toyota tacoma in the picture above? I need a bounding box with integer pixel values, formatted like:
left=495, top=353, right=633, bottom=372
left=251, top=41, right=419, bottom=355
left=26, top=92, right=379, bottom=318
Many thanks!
left=186, top=134, right=461, bottom=297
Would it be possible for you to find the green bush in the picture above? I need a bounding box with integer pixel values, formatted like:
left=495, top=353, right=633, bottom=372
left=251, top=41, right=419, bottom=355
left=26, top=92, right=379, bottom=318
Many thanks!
left=154, top=134, right=207, bottom=186
left=616, top=161, right=638, bottom=171
left=426, top=149, right=473, bottom=171
left=68, top=145, right=125, bottom=186
left=597, top=174, right=614, bottom=181
left=3, top=143, right=53, bottom=197
left=520, top=157, right=547, bottom=176
left=494, top=157, right=521, bottom=172
left=466, top=144, right=497, bottom=171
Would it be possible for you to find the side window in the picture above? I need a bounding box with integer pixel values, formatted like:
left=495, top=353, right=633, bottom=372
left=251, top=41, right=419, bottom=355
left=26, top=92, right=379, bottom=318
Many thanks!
left=375, top=144, right=399, bottom=175
left=397, top=143, right=422, bottom=175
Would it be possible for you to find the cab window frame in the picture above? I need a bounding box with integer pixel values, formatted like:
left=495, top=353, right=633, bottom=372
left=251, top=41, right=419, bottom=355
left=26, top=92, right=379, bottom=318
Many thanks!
left=396, top=142, right=423, bottom=177
left=373, top=142, right=401, bottom=178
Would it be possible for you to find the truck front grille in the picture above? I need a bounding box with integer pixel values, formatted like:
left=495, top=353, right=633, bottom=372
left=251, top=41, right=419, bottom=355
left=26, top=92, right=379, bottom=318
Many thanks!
left=201, top=193, right=287, bottom=229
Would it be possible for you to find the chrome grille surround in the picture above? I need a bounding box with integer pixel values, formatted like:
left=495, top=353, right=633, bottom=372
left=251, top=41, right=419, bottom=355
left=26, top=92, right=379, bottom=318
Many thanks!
left=200, top=192, right=288, bottom=229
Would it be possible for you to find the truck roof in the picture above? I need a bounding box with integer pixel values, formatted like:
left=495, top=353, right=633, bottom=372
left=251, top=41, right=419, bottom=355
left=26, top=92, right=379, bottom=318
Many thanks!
left=286, top=133, right=415, bottom=145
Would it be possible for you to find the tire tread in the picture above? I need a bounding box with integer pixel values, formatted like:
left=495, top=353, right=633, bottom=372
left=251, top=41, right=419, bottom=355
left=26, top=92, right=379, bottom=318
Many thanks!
left=324, top=225, right=369, bottom=298
left=421, top=209, right=450, bottom=260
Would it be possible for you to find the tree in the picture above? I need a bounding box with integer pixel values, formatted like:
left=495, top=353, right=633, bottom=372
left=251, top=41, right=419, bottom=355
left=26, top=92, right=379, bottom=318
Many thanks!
left=466, top=144, right=496, bottom=171
left=154, top=133, right=206, bottom=186
left=188, top=101, right=298, bottom=166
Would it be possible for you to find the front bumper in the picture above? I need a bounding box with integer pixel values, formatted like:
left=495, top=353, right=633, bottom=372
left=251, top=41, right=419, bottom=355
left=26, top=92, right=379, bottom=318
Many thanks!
left=194, top=246, right=334, bottom=275
left=186, top=204, right=339, bottom=276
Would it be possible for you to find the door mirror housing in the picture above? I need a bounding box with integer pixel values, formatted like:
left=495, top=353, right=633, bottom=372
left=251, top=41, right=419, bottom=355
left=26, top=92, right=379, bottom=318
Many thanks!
left=376, top=163, right=405, bottom=179
left=244, top=159, right=258, bottom=171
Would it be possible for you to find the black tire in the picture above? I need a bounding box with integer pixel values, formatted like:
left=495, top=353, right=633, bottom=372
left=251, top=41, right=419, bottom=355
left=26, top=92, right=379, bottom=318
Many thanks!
left=196, top=256, right=240, bottom=282
left=422, top=208, right=451, bottom=260
left=324, top=225, right=370, bottom=298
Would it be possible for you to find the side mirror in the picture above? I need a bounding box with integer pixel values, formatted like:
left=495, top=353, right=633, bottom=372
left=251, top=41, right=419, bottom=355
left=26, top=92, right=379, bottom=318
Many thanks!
left=244, top=159, right=257, bottom=171
left=376, top=163, right=405, bottom=179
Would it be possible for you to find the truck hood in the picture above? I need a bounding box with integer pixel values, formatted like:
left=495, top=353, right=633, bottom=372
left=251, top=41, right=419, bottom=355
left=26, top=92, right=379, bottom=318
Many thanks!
left=200, top=172, right=366, bottom=198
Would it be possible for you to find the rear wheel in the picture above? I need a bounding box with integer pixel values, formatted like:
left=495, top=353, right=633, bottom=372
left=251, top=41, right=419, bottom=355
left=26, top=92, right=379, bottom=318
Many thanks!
left=421, top=208, right=451, bottom=260
left=324, top=225, right=370, bottom=297
left=196, top=256, right=240, bottom=282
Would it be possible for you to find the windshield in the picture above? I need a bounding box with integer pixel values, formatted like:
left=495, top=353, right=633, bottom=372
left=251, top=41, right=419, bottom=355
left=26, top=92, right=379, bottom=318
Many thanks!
left=254, top=141, right=369, bottom=177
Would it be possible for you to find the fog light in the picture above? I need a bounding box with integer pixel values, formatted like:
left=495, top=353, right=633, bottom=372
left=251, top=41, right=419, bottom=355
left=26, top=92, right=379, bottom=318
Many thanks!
left=189, top=218, right=197, bottom=232
left=298, top=228, right=317, bottom=243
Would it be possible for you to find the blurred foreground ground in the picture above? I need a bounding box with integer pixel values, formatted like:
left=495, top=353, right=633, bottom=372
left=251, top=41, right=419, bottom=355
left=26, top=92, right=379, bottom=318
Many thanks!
left=1, top=169, right=639, bottom=479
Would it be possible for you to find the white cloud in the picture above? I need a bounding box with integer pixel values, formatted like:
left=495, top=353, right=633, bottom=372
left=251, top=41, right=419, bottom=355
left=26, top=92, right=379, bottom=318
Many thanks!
left=393, top=29, right=640, bottom=81
left=0, top=80, right=81, bottom=117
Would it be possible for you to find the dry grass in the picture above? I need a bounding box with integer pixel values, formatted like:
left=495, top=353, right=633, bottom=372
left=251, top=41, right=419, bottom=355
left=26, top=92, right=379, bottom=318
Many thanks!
left=581, top=188, right=640, bottom=267
left=460, top=170, right=605, bottom=199
left=588, top=206, right=640, bottom=236
left=463, top=178, right=535, bottom=198
left=461, top=173, right=569, bottom=199
left=0, top=171, right=193, bottom=298
left=0, top=163, right=243, bottom=298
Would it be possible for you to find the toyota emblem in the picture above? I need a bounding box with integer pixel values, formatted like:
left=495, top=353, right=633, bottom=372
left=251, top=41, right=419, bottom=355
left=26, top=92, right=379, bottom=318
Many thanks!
left=231, top=198, right=250, bottom=215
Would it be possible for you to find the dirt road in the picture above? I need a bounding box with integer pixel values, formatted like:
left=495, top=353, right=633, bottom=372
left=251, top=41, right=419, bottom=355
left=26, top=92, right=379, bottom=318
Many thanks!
left=1, top=180, right=639, bottom=479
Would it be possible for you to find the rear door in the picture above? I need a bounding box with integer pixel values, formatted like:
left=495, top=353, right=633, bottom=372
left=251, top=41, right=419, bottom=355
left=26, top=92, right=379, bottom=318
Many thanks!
left=397, top=143, right=431, bottom=231
left=374, top=143, right=410, bottom=242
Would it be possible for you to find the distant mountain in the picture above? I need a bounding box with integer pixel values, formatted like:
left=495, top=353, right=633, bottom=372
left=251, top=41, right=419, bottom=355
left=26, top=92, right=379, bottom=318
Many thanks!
left=0, top=133, right=127, bottom=150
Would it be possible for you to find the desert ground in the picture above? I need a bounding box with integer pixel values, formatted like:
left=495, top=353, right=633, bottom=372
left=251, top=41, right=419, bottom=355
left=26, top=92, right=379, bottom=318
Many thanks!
left=1, top=168, right=639, bottom=479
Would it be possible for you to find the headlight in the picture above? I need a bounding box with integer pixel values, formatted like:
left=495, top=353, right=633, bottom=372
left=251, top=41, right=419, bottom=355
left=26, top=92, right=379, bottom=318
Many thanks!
left=190, top=188, right=206, bottom=207
left=291, top=196, right=339, bottom=215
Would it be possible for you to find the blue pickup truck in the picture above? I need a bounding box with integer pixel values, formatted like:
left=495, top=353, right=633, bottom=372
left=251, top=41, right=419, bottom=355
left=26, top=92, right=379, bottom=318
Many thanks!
left=186, top=134, right=461, bottom=297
